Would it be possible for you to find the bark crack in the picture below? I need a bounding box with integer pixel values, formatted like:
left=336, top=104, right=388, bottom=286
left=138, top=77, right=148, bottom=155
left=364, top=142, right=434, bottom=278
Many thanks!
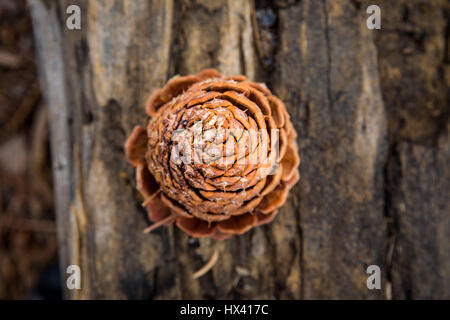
left=294, top=198, right=305, bottom=298
left=382, top=143, right=399, bottom=300
left=322, top=0, right=333, bottom=110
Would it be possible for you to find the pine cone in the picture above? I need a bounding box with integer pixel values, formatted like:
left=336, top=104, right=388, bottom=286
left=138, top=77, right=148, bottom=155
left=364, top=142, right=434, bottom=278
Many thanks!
left=125, top=69, right=300, bottom=240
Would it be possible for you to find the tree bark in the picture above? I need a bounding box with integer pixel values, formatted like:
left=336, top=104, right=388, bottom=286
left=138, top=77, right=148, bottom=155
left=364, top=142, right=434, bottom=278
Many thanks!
left=29, top=0, right=449, bottom=299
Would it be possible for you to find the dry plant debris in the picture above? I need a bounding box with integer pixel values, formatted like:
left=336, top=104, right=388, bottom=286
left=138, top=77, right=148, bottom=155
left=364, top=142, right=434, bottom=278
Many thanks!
left=0, top=0, right=57, bottom=299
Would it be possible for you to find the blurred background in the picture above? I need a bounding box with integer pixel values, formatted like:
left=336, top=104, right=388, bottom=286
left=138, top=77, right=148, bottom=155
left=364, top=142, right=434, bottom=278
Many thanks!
left=0, top=0, right=60, bottom=299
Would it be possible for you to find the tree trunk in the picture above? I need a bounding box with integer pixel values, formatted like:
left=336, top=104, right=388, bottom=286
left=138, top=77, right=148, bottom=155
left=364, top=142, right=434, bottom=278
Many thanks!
left=29, top=0, right=449, bottom=299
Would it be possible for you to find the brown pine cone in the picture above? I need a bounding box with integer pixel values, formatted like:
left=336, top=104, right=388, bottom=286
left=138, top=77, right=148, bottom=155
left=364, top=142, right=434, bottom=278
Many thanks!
left=125, top=69, right=300, bottom=240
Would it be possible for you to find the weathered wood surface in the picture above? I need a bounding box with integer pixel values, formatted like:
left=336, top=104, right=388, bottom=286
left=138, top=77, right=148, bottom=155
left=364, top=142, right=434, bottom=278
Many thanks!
left=376, top=0, right=450, bottom=299
left=29, top=0, right=449, bottom=299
